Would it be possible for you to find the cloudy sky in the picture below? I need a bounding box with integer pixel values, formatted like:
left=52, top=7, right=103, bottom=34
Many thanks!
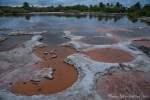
left=0, top=0, right=149, bottom=7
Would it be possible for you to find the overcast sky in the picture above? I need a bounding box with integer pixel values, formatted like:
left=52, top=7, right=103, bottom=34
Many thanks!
left=0, top=0, right=149, bottom=7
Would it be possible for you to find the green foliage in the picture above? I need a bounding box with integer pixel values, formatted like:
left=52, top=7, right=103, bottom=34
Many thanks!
left=146, top=11, right=150, bottom=17
left=99, top=2, right=105, bottom=8
left=144, top=4, right=150, bottom=10
left=0, top=2, right=149, bottom=17
left=0, top=10, right=4, bottom=14
left=23, top=2, right=30, bottom=8
left=127, top=2, right=149, bottom=17
left=10, top=8, right=29, bottom=13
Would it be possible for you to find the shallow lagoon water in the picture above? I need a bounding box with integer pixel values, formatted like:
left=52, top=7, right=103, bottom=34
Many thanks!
left=0, top=14, right=150, bottom=51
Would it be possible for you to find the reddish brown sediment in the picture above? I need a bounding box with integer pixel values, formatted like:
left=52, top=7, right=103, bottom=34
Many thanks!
left=96, top=72, right=150, bottom=100
left=85, top=48, right=134, bottom=63
left=133, top=40, right=150, bottom=47
left=70, top=29, right=78, bottom=34
left=10, top=46, right=78, bottom=96
left=0, top=70, right=3, bottom=74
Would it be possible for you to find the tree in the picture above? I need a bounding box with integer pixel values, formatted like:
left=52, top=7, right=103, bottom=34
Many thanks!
left=143, top=4, right=150, bottom=10
left=115, top=2, right=122, bottom=8
left=133, top=2, right=141, bottom=10
left=99, top=2, right=105, bottom=8
left=110, top=3, right=114, bottom=8
left=23, top=2, right=29, bottom=8
left=106, top=3, right=110, bottom=8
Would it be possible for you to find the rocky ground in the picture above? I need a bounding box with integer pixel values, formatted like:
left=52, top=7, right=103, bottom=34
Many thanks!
left=0, top=30, right=150, bottom=100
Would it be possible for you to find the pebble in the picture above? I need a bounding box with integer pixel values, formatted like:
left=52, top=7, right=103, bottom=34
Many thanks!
left=51, top=55, right=57, bottom=58
left=50, top=51, right=54, bottom=54
left=23, top=82, right=26, bottom=84
left=44, top=52, right=48, bottom=54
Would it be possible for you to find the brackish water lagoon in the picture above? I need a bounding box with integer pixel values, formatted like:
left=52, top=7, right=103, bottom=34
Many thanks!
left=0, top=13, right=150, bottom=100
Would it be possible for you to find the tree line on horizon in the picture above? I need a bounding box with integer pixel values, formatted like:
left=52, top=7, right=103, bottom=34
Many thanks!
left=0, top=2, right=150, bottom=17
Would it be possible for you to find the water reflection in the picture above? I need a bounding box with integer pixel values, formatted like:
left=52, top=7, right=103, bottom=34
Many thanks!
left=88, top=14, right=124, bottom=22
left=0, top=13, right=149, bottom=51
left=127, top=16, right=138, bottom=23
left=25, top=15, right=31, bottom=21
left=0, top=14, right=149, bottom=26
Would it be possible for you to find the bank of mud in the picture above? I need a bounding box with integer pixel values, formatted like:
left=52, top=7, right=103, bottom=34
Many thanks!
left=0, top=30, right=150, bottom=100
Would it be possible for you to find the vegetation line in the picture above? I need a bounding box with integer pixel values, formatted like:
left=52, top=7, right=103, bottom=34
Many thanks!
left=0, top=2, right=150, bottom=17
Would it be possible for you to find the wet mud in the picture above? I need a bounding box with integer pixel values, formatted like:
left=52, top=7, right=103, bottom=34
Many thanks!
left=85, top=48, right=134, bottom=63
left=10, top=46, right=78, bottom=95
left=133, top=40, right=150, bottom=47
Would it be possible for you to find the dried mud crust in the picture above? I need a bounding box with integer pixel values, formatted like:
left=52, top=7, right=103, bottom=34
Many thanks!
left=4, top=31, right=48, bottom=36
left=0, top=31, right=150, bottom=100
left=96, top=71, right=150, bottom=100
left=85, top=48, right=134, bottom=63
left=0, top=49, right=150, bottom=100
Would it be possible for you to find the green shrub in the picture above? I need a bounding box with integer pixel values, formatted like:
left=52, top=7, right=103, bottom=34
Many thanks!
left=146, top=11, right=150, bottom=17
left=0, top=10, right=4, bottom=14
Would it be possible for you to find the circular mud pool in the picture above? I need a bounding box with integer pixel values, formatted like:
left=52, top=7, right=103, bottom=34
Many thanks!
left=80, top=37, right=117, bottom=45
left=10, top=47, right=78, bottom=96
left=85, top=48, right=134, bottom=63
left=133, top=40, right=150, bottom=47
left=96, top=72, right=150, bottom=100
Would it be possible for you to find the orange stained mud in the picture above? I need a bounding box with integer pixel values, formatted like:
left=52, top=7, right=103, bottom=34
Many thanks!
left=96, top=72, right=150, bottom=100
left=85, top=48, right=134, bottom=63
left=133, top=40, right=150, bottom=47
left=10, top=46, right=78, bottom=96
left=70, top=29, right=78, bottom=34
left=0, top=70, right=3, bottom=74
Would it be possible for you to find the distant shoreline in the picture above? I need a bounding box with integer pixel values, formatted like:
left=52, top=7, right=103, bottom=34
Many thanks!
left=0, top=12, right=126, bottom=15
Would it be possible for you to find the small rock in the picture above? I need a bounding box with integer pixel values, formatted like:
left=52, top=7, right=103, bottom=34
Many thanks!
left=35, top=62, right=38, bottom=64
left=38, top=88, right=42, bottom=91
left=50, top=51, right=54, bottom=54
left=23, top=82, right=26, bottom=84
left=44, top=52, right=48, bottom=54
left=51, top=55, right=57, bottom=58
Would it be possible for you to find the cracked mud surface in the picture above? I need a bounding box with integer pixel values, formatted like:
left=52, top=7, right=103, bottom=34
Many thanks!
left=96, top=72, right=150, bottom=100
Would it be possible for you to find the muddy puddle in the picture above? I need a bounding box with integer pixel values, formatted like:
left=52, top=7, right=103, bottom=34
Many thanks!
left=85, top=48, right=134, bottom=63
left=133, top=40, right=150, bottom=47
left=10, top=46, right=78, bottom=95
left=80, top=37, right=117, bottom=45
